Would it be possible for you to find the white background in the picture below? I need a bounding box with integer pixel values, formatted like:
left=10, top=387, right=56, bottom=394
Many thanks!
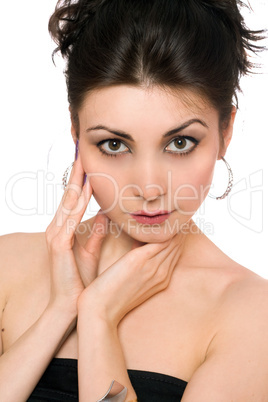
left=0, top=1, right=268, bottom=277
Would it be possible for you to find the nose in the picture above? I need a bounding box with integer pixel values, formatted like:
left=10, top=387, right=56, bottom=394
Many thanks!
left=134, top=183, right=164, bottom=201
left=132, top=159, right=166, bottom=201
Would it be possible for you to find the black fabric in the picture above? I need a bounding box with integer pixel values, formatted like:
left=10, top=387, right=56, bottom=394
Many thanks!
left=28, top=358, right=187, bottom=401
left=127, top=369, right=188, bottom=401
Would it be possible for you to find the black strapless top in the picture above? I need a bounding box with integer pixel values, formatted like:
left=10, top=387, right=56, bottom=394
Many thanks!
left=28, top=358, right=187, bottom=401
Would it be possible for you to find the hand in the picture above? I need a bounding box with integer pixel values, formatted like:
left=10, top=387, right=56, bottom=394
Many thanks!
left=45, top=152, right=108, bottom=316
left=73, top=210, right=109, bottom=288
left=79, top=235, right=182, bottom=326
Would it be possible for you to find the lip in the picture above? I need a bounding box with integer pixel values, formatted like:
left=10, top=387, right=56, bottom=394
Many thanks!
left=132, top=210, right=170, bottom=216
left=130, top=210, right=172, bottom=225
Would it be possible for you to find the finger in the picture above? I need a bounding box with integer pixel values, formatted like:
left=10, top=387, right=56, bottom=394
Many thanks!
left=54, top=152, right=85, bottom=218
left=160, top=243, right=180, bottom=287
left=58, top=176, right=93, bottom=241
left=49, top=156, right=90, bottom=231
left=65, top=151, right=86, bottom=189
left=145, top=242, right=180, bottom=292
left=129, top=240, right=169, bottom=263
left=47, top=177, right=92, bottom=251
left=159, top=241, right=180, bottom=276
left=151, top=239, right=179, bottom=266
left=82, top=211, right=110, bottom=258
left=166, top=242, right=181, bottom=279
left=136, top=237, right=180, bottom=281
left=60, top=153, right=86, bottom=211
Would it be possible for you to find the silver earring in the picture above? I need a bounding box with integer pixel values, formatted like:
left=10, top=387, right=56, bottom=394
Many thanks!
left=62, top=162, right=74, bottom=190
left=208, top=156, right=233, bottom=200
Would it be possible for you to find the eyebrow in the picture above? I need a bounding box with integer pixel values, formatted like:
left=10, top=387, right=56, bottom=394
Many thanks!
left=86, top=118, right=209, bottom=141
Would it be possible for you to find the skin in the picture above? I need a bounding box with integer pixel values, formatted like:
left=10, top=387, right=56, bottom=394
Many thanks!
left=0, top=85, right=268, bottom=402
left=75, top=85, right=232, bottom=247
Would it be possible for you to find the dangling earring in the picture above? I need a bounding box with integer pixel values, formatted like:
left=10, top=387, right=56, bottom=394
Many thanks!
left=62, top=140, right=79, bottom=190
left=208, top=156, right=233, bottom=200
left=62, top=162, right=74, bottom=191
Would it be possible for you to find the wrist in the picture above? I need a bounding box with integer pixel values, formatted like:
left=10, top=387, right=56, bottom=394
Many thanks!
left=77, top=292, right=119, bottom=330
left=46, top=298, right=78, bottom=326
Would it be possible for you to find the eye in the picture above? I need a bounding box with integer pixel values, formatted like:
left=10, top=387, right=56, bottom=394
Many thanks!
left=165, top=136, right=198, bottom=155
left=98, top=139, right=130, bottom=156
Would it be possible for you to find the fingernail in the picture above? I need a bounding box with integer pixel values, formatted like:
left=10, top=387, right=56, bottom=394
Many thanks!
left=75, top=139, right=79, bottom=161
left=83, top=174, right=87, bottom=185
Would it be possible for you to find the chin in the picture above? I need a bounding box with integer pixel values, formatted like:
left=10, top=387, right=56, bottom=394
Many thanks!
left=129, top=232, right=176, bottom=244
left=118, top=218, right=187, bottom=243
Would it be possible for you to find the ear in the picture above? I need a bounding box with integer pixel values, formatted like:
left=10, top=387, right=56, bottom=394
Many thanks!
left=69, top=106, right=78, bottom=144
left=218, top=106, right=236, bottom=159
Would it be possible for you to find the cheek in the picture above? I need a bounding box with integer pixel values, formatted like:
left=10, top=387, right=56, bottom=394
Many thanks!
left=172, top=156, right=215, bottom=214
left=81, top=151, right=121, bottom=211
left=82, top=149, right=134, bottom=217
left=87, top=165, right=130, bottom=215
left=90, top=175, right=119, bottom=212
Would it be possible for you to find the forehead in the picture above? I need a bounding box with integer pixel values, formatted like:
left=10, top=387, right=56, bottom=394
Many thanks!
left=79, top=85, right=219, bottom=132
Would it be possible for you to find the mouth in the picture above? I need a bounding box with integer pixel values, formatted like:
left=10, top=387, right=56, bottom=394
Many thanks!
left=130, top=210, right=172, bottom=225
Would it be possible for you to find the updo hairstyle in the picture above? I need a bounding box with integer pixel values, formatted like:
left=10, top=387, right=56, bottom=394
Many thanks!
left=48, top=0, right=265, bottom=138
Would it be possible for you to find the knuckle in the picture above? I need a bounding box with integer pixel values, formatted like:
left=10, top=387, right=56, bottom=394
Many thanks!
left=134, top=249, right=149, bottom=265
left=92, top=225, right=107, bottom=239
left=142, top=265, right=156, bottom=282
left=63, top=188, right=80, bottom=206
left=127, top=250, right=140, bottom=265
left=161, top=277, right=170, bottom=289
left=62, top=196, right=77, bottom=211
left=65, top=183, right=81, bottom=197
left=155, top=268, right=168, bottom=283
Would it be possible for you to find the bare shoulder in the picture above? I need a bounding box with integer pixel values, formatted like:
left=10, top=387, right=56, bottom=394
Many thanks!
left=186, top=229, right=266, bottom=302
left=218, top=263, right=268, bottom=334
left=0, top=231, right=47, bottom=262
left=209, top=248, right=268, bottom=331
left=181, top=260, right=268, bottom=400
left=0, top=232, right=48, bottom=291
left=0, top=232, right=48, bottom=355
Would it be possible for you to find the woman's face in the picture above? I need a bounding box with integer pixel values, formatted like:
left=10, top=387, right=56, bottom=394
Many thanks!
left=76, top=85, right=233, bottom=242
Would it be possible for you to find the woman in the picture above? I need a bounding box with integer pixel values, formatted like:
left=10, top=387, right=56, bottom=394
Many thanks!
left=0, top=0, right=267, bottom=401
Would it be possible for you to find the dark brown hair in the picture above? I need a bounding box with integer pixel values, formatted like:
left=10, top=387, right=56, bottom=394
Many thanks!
left=48, top=0, right=265, bottom=137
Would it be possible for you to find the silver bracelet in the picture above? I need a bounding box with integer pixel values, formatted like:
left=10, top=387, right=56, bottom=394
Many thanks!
left=97, top=380, right=128, bottom=401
